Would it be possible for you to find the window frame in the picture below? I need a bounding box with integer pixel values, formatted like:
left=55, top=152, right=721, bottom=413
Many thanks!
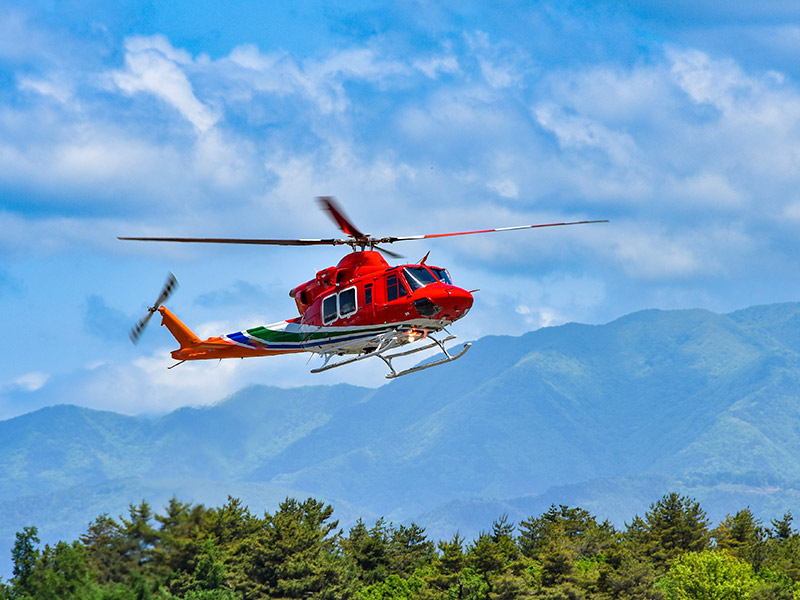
left=338, top=286, right=358, bottom=318
left=322, top=293, right=338, bottom=325
left=321, top=286, right=359, bottom=325
left=364, top=283, right=373, bottom=305
left=386, top=272, right=408, bottom=302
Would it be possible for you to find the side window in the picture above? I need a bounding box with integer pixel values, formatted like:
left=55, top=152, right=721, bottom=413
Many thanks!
left=339, top=287, right=357, bottom=317
left=322, top=294, right=338, bottom=324
left=364, top=283, right=373, bottom=305
left=386, top=273, right=407, bottom=302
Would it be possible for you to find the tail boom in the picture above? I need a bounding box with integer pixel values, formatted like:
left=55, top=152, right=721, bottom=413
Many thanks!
left=157, top=306, right=301, bottom=361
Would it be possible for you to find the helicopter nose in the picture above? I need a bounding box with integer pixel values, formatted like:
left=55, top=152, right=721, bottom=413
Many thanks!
left=444, top=286, right=474, bottom=320
left=414, top=286, right=473, bottom=321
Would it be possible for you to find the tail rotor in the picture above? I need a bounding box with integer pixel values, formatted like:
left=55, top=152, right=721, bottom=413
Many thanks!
left=130, top=272, right=178, bottom=344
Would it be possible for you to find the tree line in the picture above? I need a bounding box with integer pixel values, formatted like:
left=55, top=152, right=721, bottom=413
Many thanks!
left=1, top=492, right=798, bottom=599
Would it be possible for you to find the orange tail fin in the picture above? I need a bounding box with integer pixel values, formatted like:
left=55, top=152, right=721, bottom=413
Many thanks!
left=158, top=306, right=201, bottom=348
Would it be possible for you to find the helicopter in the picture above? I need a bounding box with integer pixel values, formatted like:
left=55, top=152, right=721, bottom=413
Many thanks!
left=120, top=197, right=607, bottom=379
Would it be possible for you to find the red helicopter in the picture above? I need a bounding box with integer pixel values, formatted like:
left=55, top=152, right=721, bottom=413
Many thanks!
left=121, top=197, right=607, bottom=378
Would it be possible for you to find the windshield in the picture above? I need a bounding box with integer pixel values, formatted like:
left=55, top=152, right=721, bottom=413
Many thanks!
left=431, top=267, right=452, bottom=285
left=403, top=267, right=439, bottom=291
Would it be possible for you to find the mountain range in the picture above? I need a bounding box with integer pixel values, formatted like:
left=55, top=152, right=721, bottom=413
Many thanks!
left=3, top=302, right=800, bottom=578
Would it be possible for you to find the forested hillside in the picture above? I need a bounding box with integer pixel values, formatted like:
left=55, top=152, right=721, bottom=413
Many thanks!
left=2, top=493, right=798, bottom=599
left=3, top=302, right=800, bottom=583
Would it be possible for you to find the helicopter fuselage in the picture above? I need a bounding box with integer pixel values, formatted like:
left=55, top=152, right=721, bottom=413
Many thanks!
left=159, top=251, right=473, bottom=363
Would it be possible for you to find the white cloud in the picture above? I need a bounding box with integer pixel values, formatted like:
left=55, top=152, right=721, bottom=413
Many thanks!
left=225, top=44, right=410, bottom=114
left=13, top=372, right=49, bottom=392
left=465, top=31, right=525, bottom=89
left=515, top=304, right=562, bottom=329
left=534, top=103, right=639, bottom=166
left=124, top=34, right=193, bottom=65
left=413, top=54, right=460, bottom=78
left=669, top=48, right=748, bottom=113
left=782, top=198, right=800, bottom=223
left=488, top=178, right=519, bottom=199
left=113, top=36, right=218, bottom=132
left=666, top=48, right=800, bottom=179
left=18, top=74, right=74, bottom=103
left=665, top=171, right=744, bottom=210
left=609, top=223, right=753, bottom=281
left=612, top=231, right=701, bottom=279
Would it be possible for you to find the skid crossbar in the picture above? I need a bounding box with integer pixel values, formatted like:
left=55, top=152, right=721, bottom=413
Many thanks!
left=310, top=331, right=470, bottom=378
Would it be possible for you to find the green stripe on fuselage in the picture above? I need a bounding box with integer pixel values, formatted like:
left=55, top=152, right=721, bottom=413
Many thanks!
left=245, top=324, right=393, bottom=346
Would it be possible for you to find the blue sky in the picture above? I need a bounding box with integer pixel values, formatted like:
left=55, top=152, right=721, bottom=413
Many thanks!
left=2, top=1, right=800, bottom=418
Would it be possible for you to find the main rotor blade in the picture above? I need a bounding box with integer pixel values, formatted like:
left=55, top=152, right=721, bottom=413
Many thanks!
left=373, top=244, right=404, bottom=260
left=379, top=219, right=610, bottom=244
left=118, top=236, right=348, bottom=246
left=317, top=196, right=365, bottom=240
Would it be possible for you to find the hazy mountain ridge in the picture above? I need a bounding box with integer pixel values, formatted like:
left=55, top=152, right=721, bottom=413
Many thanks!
left=3, top=302, right=800, bottom=577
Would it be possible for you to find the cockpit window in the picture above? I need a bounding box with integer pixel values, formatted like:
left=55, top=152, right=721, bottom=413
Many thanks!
left=403, top=267, right=439, bottom=291
left=431, top=267, right=452, bottom=285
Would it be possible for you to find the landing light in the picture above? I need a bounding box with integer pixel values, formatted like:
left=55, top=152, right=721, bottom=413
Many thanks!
left=407, top=329, right=428, bottom=343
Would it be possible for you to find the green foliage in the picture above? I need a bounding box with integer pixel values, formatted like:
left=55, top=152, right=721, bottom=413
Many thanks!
left=772, top=513, right=795, bottom=541
left=6, top=492, right=800, bottom=600
left=468, top=516, right=517, bottom=578
left=760, top=534, right=800, bottom=588
left=354, top=573, right=422, bottom=600
left=750, top=566, right=795, bottom=600
left=658, top=550, right=757, bottom=600
left=10, top=526, right=40, bottom=597
left=120, top=501, right=159, bottom=573
left=390, top=524, right=435, bottom=577
left=26, top=541, right=94, bottom=600
left=224, top=497, right=344, bottom=599
left=596, top=546, right=663, bottom=599
left=629, top=493, right=711, bottom=571
left=713, top=508, right=767, bottom=568
left=519, top=505, right=616, bottom=561
left=81, top=514, right=133, bottom=584
left=342, top=518, right=392, bottom=586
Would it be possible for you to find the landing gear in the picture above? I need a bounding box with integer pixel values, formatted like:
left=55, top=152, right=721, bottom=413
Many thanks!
left=311, top=329, right=471, bottom=379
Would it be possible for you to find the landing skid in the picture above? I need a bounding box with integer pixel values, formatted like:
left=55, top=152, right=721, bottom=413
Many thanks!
left=311, top=331, right=471, bottom=379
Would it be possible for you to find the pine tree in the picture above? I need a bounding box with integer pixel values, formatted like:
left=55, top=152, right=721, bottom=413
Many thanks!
left=120, top=500, right=159, bottom=573
left=9, top=526, right=40, bottom=598
left=713, top=508, right=766, bottom=568
left=80, top=513, right=133, bottom=584
left=519, top=504, right=615, bottom=560
left=390, top=523, right=435, bottom=577
left=154, top=498, right=210, bottom=580
left=423, top=532, right=466, bottom=596
left=342, top=518, right=392, bottom=586
left=633, top=492, right=711, bottom=571
left=770, top=513, right=794, bottom=541
left=228, top=497, right=343, bottom=599
left=26, top=541, right=95, bottom=600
